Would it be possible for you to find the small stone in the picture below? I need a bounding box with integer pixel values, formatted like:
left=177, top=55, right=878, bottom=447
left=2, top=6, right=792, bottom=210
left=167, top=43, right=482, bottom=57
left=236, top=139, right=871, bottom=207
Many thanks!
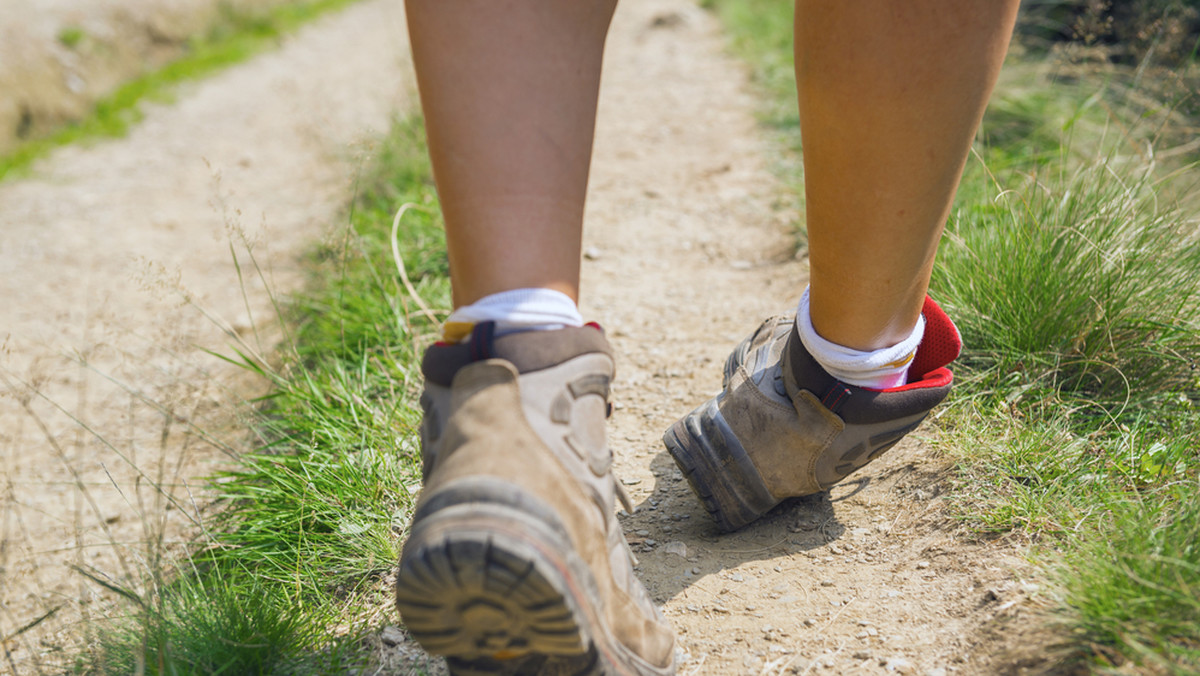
left=644, top=539, right=657, bottom=547
left=380, top=625, right=405, bottom=647
left=868, top=627, right=879, bottom=637
left=916, top=561, right=930, bottom=569
left=857, top=619, right=871, bottom=626
left=663, top=541, right=688, bottom=558
left=926, top=669, right=948, bottom=676
left=820, top=579, right=835, bottom=587
left=636, top=530, right=651, bottom=537
left=584, top=246, right=603, bottom=260
left=886, top=657, right=916, bottom=674
left=745, top=605, right=757, bottom=611
left=853, top=650, right=873, bottom=660
left=621, top=477, right=641, bottom=485
left=692, top=567, right=702, bottom=575
left=828, top=544, right=844, bottom=555
left=804, top=618, right=817, bottom=627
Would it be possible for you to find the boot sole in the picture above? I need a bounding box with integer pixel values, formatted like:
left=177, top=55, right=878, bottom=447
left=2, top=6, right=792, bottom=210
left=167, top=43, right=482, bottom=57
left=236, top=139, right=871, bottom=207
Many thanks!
left=662, top=398, right=780, bottom=533
left=397, top=495, right=670, bottom=676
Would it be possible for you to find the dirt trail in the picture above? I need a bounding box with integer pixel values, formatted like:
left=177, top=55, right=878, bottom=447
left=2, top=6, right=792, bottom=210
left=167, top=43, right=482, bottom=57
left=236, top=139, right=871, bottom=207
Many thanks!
left=0, top=0, right=1045, bottom=673
left=0, top=1, right=412, bottom=668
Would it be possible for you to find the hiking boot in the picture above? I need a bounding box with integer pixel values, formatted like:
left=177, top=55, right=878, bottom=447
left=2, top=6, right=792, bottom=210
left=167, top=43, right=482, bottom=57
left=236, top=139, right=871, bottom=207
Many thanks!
left=396, top=323, right=677, bottom=676
left=663, top=297, right=962, bottom=532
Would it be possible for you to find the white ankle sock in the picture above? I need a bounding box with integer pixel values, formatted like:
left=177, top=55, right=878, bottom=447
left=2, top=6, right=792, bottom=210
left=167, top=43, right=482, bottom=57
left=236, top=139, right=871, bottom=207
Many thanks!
left=443, top=288, right=584, bottom=343
left=795, top=287, right=925, bottom=390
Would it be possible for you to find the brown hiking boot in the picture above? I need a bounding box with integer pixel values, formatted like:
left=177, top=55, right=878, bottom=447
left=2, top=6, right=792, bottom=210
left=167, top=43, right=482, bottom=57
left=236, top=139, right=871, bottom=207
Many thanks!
left=663, top=297, right=962, bottom=532
left=396, top=323, right=677, bottom=676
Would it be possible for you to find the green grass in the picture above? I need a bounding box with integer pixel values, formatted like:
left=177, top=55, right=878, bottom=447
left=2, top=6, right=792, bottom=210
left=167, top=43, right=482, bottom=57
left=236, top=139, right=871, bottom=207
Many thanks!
left=76, top=115, right=447, bottom=674
left=703, top=0, right=1200, bottom=671
left=1061, top=486, right=1200, bottom=673
left=0, top=0, right=364, bottom=182
left=935, top=155, right=1200, bottom=408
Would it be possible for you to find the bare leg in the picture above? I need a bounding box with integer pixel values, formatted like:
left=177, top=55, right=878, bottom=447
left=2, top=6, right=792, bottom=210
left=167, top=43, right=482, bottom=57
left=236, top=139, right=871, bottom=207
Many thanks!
left=795, top=0, right=1019, bottom=350
left=405, top=0, right=616, bottom=308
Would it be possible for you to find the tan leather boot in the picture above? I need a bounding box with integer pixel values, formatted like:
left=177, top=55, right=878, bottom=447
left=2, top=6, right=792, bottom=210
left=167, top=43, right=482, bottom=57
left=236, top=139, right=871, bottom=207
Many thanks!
left=397, top=324, right=676, bottom=676
left=664, top=297, right=962, bottom=532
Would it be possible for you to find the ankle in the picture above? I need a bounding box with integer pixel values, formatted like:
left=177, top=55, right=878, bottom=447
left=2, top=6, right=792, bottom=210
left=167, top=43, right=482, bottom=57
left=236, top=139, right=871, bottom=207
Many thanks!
left=443, top=288, right=583, bottom=343
left=794, top=287, right=923, bottom=390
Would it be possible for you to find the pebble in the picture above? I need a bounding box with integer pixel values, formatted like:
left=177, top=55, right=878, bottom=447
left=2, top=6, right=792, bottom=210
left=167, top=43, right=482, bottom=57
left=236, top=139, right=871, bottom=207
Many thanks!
left=820, top=579, right=835, bottom=587
left=662, top=541, right=687, bottom=558
left=584, top=246, right=603, bottom=260
left=804, top=618, right=817, bottom=627
left=644, top=539, right=657, bottom=547
left=916, top=561, right=931, bottom=569
left=926, top=669, right=948, bottom=676
left=853, top=650, right=873, bottom=660
left=380, top=625, right=405, bottom=647
left=692, top=567, right=702, bottom=575
left=636, top=530, right=651, bottom=537
left=885, top=656, right=916, bottom=674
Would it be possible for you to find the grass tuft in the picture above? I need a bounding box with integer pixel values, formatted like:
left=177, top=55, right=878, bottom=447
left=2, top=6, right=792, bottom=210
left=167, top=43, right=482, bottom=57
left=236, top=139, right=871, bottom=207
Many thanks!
left=934, top=153, right=1200, bottom=410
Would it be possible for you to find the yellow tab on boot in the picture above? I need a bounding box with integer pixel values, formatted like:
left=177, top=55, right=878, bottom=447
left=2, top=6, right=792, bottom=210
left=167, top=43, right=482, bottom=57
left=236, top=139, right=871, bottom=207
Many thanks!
left=442, top=321, right=475, bottom=344
left=884, top=350, right=916, bottom=369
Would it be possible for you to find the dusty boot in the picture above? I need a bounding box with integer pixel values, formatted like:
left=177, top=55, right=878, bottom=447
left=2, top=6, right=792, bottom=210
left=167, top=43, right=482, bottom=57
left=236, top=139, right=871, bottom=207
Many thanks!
left=663, top=297, right=961, bottom=532
left=396, top=323, right=676, bottom=676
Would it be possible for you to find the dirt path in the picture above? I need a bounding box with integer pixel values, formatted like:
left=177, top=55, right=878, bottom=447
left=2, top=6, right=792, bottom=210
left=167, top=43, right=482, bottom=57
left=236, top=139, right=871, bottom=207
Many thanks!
left=1, top=0, right=1045, bottom=673
left=0, top=1, right=412, bottom=668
